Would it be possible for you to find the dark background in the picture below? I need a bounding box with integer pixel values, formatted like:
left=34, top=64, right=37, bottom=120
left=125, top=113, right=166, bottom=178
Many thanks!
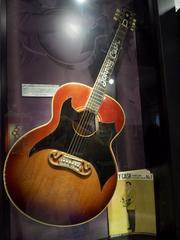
left=134, top=0, right=180, bottom=239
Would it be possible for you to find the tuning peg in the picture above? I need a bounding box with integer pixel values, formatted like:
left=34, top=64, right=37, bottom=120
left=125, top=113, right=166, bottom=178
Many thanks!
left=130, top=26, right=136, bottom=31
left=113, top=16, right=118, bottom=21
left=115, top=8, right=121, bottom=13
left=130, top=25, right=136, bottom=31
left=130, top=18, right=136, bottom=31
left=113, top=8, right=121, bottom=21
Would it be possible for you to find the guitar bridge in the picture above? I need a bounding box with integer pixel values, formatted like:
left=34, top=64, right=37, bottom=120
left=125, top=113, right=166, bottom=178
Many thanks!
left=48, top=150, right=92, bottom=176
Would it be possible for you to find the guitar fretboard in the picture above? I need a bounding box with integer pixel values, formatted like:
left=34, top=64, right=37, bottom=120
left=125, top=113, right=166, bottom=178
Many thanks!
left=86, top=24, right=128, bottom=114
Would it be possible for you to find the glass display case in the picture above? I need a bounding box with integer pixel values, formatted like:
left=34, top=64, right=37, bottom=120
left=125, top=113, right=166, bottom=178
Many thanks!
left=0, top=0, right=180, bottom=239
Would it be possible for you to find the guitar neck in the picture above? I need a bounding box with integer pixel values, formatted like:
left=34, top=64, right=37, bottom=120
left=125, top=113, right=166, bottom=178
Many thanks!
left=86, top=22, right=129, bottom=114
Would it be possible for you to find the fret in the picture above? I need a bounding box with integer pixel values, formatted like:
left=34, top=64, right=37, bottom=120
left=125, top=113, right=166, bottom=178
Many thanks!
left=91, top=95, right=102, bottom=104
left=86, top=103, right=99, bottom=114
left=86, top=96, right=102, bottom=107
left=91, top=88, right=104, bottom=97
left=92, top=86, right=105, bottom=96
left=91, top=91, right=104, bottom=98
left=94, top=83, right=106, bottom=92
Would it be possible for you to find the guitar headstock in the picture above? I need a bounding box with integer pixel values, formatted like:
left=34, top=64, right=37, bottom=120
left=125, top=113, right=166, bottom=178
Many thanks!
left=113, top=8, right=136, bottom=32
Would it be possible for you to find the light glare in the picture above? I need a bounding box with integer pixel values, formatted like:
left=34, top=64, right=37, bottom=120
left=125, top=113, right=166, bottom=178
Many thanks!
left=68, top=24, right=81, bottom=35
left=109, top=78, right=114, bottom=85
left=64, top=22, right=82, bottom=39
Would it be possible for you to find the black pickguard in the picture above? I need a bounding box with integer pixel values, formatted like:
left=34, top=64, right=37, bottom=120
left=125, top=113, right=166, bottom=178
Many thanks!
left=29, top=98, right=116, bottom=189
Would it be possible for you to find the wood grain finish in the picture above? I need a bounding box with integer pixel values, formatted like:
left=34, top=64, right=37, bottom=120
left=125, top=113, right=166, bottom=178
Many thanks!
left=4, top=83, right=125, bottom=226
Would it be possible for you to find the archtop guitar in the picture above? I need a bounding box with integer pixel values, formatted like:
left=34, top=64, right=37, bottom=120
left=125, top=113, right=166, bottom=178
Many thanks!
left=4, top=8, right=136, bottom=226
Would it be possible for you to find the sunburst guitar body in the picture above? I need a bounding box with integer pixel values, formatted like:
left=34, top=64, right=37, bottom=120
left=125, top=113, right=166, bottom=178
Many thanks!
left=4, top=83, right=124, bottom=226
left=3, top=8, right=135, bottom=226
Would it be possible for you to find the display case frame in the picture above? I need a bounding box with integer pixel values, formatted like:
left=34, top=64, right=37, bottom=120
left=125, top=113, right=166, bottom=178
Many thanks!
left=0, top=0, right=11, bottom=239
left=0, top=0, right=180, bottom=239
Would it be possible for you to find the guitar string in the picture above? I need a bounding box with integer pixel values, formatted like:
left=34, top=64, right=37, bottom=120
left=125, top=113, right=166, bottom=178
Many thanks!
left=67, top=25, right=127, bottom=156
left=66, top=33, right=118, bottom=154
left=67, top=63, right=111, bottom=154
left=66, top=102, right=97, bottom=154
left=66, top=29, right=121, bottom=155
left=66, top=40, right=114, bottom=155
left=68, top=64, right=120, bottom=156
left=67, top=45, right=124, bottom=155
left=67, top=53, right=121, bottom=155
left=67, top=111, right=94, bottom=155
left=73, top=87, right=106, bottom=155
left=69, top=92, right=103, bottom=155
left=70, top=77, right=114, bottom=155
left=71, top=113, right=95, bottom=156
left=67, top=76, right=108, bottom=155
left=68, top=52, right=121, bottom=155
left=67, top=82, right=105, bottom=154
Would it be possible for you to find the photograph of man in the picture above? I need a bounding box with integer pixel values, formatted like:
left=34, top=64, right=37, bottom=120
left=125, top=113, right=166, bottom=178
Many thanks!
left=121, top=181, right=136, bottom=232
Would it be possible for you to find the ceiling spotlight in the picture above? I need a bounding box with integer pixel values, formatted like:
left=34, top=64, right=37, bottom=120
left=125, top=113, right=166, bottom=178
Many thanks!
left=76, top=0, right=86, bottom=3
